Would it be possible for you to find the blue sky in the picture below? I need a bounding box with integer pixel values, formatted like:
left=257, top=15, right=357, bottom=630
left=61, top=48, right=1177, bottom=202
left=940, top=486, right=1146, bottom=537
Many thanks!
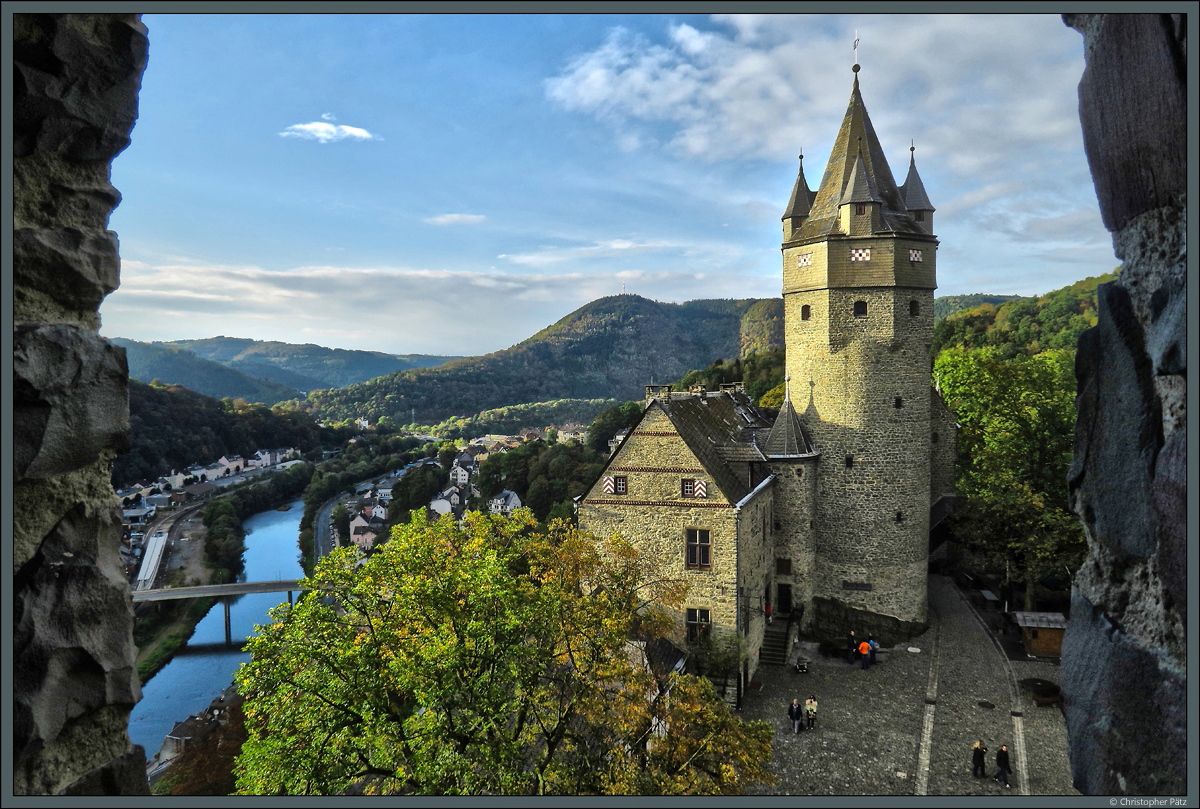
left=100, top=13, right=1114, bottom=356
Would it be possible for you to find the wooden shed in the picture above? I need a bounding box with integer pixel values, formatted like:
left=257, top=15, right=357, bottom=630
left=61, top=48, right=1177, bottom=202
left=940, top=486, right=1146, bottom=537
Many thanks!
left=1011, top=611, right=1068, bottom=657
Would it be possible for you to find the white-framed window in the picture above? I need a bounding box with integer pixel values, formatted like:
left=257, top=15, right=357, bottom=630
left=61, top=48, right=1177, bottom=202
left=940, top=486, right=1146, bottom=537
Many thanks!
left=686, top=607, right=711, bottom=641
left=681, top=478, right=707, bottom=498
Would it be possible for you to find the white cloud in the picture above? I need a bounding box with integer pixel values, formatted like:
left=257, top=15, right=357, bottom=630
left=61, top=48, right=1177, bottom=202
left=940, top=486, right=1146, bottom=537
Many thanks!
left=497, top=238, right=677, bottom=268
left=320, top=112, right=336, bottom=121
left=279, top=121, right=380, bottom=143
left=101, top=255, right=776, bottom=356
left=422, top=213, right=488, bottom=226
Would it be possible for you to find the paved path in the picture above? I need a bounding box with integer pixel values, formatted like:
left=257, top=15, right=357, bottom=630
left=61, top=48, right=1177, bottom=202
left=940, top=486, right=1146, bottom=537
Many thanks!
left=742, top=575, right=1076, bottom=796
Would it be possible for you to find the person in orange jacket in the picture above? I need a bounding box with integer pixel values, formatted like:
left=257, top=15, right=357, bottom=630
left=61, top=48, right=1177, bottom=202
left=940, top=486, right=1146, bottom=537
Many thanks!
left=858, top=638, right=871, bottom=670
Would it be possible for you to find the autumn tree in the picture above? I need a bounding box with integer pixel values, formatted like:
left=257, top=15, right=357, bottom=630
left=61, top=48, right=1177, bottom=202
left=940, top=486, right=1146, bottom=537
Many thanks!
left=234, top=510, right=774, bottom=795
left=933, top=346, right=1086, bottom=607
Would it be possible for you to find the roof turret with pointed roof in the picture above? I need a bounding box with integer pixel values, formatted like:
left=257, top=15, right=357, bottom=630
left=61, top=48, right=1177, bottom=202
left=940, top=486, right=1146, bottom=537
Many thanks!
left=900, top=147, right=934, bottom=212
left=782, top=153, right=816, bottom=221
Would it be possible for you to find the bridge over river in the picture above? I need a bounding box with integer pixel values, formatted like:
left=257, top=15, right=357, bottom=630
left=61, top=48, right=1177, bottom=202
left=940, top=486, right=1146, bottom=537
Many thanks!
left=133, top=580, right=308, bottom=644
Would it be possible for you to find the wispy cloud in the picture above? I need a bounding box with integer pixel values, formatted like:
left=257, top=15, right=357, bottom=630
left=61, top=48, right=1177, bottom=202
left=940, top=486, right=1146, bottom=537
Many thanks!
left=279, top=120, right=380, bottom=143
left=102, top=256, right=775, bottom=355
left=422, top=213, right=488, bottom=226
left=498, top=238, right=677, bottom=268
left=320, top=112, right=336, bottom=121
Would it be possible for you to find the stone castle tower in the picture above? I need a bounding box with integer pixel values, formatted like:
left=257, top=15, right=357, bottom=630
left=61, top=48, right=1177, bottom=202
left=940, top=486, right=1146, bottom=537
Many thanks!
left=778, top=64, right=940, bottom=631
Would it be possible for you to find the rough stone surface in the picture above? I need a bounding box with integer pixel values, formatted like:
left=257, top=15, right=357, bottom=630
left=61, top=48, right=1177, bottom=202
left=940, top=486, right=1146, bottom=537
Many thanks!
left=13, top=11, right=149, bottom=796
left=14, top=323, right=130, bottom=480
left=1059, top=13, right=1186, bottom=797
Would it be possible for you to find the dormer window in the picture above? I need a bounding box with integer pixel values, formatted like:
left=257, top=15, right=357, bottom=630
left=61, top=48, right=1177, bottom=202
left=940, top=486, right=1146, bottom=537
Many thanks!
left=915, top=210, right=925, bottom=221
left=855, top=203, right=865, bottom=215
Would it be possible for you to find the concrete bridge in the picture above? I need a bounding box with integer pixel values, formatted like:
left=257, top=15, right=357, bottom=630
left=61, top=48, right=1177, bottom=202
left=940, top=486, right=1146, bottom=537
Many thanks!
left=132, top=580, right=307, bottom=644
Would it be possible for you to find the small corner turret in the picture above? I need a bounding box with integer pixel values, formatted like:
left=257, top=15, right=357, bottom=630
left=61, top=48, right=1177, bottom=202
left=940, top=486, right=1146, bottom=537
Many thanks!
left=782, top=152, right=815, bottom=242
left=900, top=144, right=935, bottom=234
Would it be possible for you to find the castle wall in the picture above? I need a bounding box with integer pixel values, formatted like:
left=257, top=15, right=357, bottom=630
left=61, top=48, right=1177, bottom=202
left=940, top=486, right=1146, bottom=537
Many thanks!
left=767, top=458, right=819, bottom=625
left=783, top=285, right=933, bottom=627
left=579, top=406, right=740, bottom=639
left=930, top=389, right=958, bottom=504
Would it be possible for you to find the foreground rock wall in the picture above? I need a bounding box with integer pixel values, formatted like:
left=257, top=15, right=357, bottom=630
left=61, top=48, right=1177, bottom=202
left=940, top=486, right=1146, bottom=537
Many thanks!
left=13, top=13, right=150, bottom=795
left=1060, top=13, right=1186, bottom=796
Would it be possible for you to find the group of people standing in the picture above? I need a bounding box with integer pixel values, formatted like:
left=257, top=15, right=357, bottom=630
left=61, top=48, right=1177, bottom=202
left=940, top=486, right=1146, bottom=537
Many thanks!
left=787, top=695, right=818, bottom=733
left=971, top=740, right=1012, bottom=788
left=845, top=630, right=878, bottom=670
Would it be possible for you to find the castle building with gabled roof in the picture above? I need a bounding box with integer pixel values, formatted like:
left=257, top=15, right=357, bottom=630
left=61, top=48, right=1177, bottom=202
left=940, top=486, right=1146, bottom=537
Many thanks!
left=579, top=66, right=957, bottom=694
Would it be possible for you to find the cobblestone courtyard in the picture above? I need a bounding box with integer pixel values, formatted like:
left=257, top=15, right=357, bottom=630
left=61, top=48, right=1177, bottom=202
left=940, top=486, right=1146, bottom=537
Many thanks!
left=742, top=575, right=1077, bottom=796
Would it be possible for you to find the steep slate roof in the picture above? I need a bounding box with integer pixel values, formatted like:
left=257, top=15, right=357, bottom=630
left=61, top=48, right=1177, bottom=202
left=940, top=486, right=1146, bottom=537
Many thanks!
left=900, top=149, right=935, bottom=212
left=763, top=397, right=816, bottom=457
left=782, top=153, right=816, bottom=220
left=795, top=70, right=927, bottom=241
left=839, top=149, right=884, bottom=205
left=652, top=391, right=773, bottom=503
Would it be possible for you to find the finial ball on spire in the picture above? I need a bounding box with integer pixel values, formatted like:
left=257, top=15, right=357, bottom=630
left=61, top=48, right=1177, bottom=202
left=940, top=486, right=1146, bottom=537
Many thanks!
left=852, top=63, right=860, bottom=73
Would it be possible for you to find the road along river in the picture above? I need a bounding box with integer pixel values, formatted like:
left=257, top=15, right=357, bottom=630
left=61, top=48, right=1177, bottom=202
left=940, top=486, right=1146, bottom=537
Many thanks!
left=128, top=499, right=305, bottom=760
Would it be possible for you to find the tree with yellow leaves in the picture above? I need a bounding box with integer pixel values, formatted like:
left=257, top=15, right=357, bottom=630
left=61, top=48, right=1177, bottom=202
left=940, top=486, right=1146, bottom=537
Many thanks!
left=235, top=509, right=773, bottom=795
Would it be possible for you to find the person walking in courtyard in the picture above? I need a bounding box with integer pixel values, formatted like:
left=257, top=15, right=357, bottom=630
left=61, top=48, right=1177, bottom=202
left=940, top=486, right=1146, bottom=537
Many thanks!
left=846, top=630, right=857, bottom=664
left=994, top=744, right=1012, bottom=788
left=858, top=638, right=872, bottom=670
left=805, top=694, right=818, bottom=730
left=972, top=740, right=988, bottom=777
left=788, top=698, right=803, bottom=734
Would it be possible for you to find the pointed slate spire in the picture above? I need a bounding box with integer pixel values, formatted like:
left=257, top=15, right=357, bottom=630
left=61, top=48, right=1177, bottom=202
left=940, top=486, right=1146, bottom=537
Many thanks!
left=782, top=152, right=815, bottom=221
left=900, top=144, right=935, bottom=212
left=795, top=66, right=923, bottom=240
left=840, top=146, right=883, bottom=206
left=765, top=375, right=811, bottom=457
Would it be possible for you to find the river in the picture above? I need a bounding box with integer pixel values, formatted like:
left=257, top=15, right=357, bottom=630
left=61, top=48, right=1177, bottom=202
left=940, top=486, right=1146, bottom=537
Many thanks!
left=128, top=499, right=306, bottom=758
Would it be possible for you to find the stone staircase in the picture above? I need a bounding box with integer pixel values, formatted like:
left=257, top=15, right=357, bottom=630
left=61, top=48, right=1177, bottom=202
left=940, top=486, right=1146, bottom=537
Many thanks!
left=759, top=623, right=790, bottom=666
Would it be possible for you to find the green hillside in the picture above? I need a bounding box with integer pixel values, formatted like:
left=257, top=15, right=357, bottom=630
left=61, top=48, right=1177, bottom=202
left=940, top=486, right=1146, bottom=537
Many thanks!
left=113, top=380, right=325, bottom=487
left=114, top=338, right=302, bottom=405
left=933, top=270, right=1118, bottom=358
left=304, top=295, right=784, bottom=425
left=163, top=336, right=462, bottom=390
left=933, top=294, right=1029, bottom=322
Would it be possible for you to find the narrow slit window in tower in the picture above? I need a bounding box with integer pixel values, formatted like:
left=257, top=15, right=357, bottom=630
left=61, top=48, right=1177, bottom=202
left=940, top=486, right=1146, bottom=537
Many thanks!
left=801, top=304, right=811, bottom=321
left=845, top=455, right=854, bottom=469
left=895, top=397, right=903, bottom=409
left=853, top=301, right=867, bottom=317
left=910, top=300, right=920, bottom=316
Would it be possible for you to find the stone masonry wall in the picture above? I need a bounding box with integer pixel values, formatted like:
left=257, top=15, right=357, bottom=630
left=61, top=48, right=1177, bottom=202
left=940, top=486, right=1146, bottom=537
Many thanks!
left=1059, top=13, right=1186, bottom=796
left=767, top=457, right=819, bottom=627
left=579, top=406, right=740, bottom=635
left=13, top=13, right=149, bottom=795
left=784, top=286, right=933, bottom=627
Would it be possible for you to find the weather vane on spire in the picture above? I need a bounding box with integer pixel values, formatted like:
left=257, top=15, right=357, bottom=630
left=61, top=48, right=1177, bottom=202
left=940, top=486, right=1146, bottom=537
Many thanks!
left=854, top=31, right=859, bottom=64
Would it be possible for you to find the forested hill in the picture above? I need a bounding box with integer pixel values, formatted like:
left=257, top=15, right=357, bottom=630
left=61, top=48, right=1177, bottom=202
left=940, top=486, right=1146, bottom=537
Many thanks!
left=114, top=338, right=302, bottom=406
left=303, top=295, right=784, bottom=425
left=933, top=270, right=1119, bottom=358
left=933, top=294, right=1029, bottom=322
left=161, top=336, right=461, bottom=391
left=113, top=380, right=326, bottom=487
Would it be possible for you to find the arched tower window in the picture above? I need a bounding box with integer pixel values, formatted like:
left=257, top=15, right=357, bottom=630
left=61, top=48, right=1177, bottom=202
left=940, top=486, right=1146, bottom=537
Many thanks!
left=853, top=301, right=867, bottom=317
left=894, top=397, right=903, bottom=409
left=910, top=300, right=920, bottom=317
left=801, top=304, right=811, bottom=321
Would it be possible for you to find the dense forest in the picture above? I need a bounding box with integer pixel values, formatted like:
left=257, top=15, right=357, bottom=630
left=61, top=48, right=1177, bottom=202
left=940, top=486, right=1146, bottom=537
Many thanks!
left=932, top=293, right=1028, bottom=322
left=930, top=270, right=1118, bottom=606
left=423, top=398, right=620, bottom=440
left=932, top=271, right=1117, bottom=358
left=300, top=295, right=784, bottom=425
left=113, top=381, right=334, bottom=488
